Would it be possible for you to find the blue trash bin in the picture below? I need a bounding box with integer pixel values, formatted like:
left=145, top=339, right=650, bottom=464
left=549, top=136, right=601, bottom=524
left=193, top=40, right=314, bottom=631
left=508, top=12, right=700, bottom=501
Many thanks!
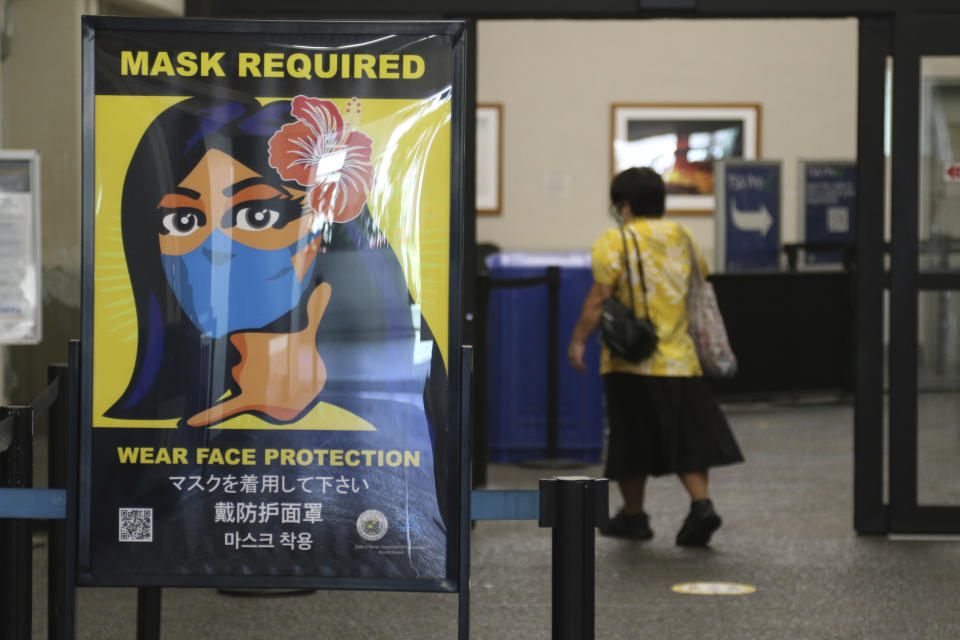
left=484, top=251, right=604, bottom=463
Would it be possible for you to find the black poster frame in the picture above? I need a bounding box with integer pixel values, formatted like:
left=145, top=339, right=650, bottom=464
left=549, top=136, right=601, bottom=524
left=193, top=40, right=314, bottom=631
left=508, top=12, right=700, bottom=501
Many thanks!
left=79, top=16, right=469, bottom=591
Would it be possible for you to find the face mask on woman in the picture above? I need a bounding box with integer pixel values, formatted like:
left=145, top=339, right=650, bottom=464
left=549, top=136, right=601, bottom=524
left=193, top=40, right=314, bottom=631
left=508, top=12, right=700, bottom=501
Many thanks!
left=609, top=203, right=623, bottom=224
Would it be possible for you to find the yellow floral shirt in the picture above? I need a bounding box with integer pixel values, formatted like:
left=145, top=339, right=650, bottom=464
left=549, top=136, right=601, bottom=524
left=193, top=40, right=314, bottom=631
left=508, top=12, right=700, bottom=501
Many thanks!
left=591, top=218, right=709, bottom=377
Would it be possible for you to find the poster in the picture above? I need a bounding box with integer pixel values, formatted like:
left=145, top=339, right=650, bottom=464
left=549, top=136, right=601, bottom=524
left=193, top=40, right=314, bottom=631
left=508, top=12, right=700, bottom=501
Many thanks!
left=80, top=17, right=464, bottom=590
left=715, top=160, right=781, bottom=272
left=0, top=152, right=41, bottom=345
left=799, top=161, right=856, bottom=266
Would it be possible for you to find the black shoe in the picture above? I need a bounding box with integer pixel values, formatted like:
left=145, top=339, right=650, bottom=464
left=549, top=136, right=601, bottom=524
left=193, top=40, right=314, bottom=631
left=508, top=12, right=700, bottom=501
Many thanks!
left=599, top=509, right=653, bottom=540
left=675, top=499, right=722, bottom=547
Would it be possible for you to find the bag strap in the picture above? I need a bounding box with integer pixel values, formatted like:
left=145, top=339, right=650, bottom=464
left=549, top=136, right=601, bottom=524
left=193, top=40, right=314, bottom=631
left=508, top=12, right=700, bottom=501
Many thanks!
left=616, top=225, right=637, bottom=318
left=682, top=227, right=704, bottom=281
left=619, top=225, right=652, bottom=320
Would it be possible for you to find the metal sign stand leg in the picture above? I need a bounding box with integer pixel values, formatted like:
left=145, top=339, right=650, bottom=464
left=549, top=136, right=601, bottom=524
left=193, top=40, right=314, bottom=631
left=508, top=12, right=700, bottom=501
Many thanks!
left=137, top=587, right=162, bottom=640
left=458, top=345, right=473, bottom=640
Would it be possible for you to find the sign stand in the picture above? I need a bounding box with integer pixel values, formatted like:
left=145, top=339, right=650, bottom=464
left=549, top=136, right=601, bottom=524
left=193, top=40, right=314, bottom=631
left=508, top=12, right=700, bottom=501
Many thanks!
left=75, top=15, right=473, bottom=636
left=136, top=588, right=161, bottom=640
left=458, top=346, right=473, bottom=640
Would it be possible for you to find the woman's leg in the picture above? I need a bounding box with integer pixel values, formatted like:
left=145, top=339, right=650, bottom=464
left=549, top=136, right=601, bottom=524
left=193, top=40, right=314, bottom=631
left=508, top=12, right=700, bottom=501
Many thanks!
left=678, top=470, right=709, bottom=502
left=619, top=475, right=648, bottom=514
left=676, top=470, right=721, bottom=547
left=602, top=474, right=653, bottom=539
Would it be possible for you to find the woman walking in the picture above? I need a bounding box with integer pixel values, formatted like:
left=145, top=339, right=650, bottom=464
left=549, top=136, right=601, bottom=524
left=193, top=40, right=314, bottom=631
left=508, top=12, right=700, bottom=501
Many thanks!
left=567, top=167, right=743, bottom=547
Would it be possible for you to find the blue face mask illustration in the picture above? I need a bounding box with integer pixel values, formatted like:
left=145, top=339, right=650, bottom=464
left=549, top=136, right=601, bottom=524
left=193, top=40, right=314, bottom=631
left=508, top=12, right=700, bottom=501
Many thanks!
left=161, top=228, right=317, bottom=338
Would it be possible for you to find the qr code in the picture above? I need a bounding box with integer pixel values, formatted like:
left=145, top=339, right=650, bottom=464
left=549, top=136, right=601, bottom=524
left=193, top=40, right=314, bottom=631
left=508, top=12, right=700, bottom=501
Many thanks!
left=118, top=507, right=153, bottom=542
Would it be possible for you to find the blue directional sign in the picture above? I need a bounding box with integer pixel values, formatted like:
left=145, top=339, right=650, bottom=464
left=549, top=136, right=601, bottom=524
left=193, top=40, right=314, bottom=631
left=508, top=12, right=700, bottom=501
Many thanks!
left=715, top=160, right=781, bottom=272
left=800, top=161, right=856, bottom=265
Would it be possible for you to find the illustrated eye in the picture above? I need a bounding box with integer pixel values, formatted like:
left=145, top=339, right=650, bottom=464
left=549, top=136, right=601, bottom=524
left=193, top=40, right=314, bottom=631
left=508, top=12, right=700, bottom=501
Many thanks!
left=225, top=197, right=303, bottom=231
left=234, top=206, right=280, bottom=231
left=159, top=209, right=206, bottom=236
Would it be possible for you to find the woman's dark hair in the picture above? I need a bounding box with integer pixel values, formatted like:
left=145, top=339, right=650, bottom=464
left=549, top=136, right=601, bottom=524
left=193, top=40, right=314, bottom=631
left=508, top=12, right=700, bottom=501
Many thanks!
left=610, top=167, right=666, bottom=218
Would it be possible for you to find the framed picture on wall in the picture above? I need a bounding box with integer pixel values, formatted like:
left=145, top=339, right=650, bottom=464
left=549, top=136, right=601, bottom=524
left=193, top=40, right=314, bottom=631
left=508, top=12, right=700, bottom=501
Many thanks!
left=611, top=103, right=761, bottom=215
left=476, top=103, right=502, bottom=214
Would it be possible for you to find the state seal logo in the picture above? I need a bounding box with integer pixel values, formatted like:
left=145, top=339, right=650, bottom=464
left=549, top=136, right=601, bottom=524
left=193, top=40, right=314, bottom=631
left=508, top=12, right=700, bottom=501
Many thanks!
left=357, top=509, right=389, bottom=541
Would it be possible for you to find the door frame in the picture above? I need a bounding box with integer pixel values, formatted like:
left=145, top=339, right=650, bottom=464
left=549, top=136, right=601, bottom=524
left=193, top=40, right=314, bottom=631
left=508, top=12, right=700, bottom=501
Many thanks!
left=887, top=12, right=960, bottom=533
left=853, top=17, right=891, bottom=534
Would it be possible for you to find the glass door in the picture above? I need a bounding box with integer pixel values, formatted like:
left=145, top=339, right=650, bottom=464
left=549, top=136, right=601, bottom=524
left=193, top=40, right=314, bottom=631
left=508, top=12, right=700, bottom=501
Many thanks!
left=889, top=14, right=960, bottom=533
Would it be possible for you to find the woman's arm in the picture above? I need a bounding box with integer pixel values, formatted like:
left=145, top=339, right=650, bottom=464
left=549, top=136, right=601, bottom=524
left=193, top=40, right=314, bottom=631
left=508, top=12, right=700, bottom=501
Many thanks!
left=567, top=281, right=613, bottom=372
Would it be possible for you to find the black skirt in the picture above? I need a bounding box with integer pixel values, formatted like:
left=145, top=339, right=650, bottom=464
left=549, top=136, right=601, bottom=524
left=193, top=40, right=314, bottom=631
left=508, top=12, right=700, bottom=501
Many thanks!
left=603, top=373, right=744, bottom=479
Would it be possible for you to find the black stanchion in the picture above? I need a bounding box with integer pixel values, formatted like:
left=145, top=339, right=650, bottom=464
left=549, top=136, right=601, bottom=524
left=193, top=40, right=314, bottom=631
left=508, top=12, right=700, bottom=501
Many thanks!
left=48, top=362, right=77, bottom=640
left=137, top=587, right=162, bottom=640
left=538, top=476, right=608, bottom=640
left=0, top=406, right=35, bottom=640
left=545, top=266, right=561, bottom=459
left=520, top=267, right=583, bottom=469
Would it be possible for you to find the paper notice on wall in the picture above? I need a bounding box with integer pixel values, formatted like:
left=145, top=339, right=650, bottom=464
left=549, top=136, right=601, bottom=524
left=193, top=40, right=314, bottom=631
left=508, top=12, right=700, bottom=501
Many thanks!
left=0, top=191, right=39, bottom=343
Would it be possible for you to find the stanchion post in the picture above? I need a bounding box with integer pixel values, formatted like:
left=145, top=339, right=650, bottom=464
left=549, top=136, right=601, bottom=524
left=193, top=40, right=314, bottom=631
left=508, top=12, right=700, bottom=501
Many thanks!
left=0, top=406, right=35, bottom=640
left=538, top=476, right=608, bottom=640
left=48, top=362, right=77, bottom=640
left=545, top=266, right=561, bottom=459
left=458, top=345, right=474, bottom=640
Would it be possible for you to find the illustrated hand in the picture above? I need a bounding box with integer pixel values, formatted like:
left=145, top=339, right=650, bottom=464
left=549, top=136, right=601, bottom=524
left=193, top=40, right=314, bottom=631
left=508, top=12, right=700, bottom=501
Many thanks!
left=186, top=283, right=333, bottom=427
left=567, top=340, right=587, bottom=372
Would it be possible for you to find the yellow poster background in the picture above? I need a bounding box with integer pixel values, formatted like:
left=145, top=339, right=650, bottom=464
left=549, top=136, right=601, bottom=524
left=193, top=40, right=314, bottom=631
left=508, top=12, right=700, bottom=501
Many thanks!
left=93, top=95, right=451, bottom=429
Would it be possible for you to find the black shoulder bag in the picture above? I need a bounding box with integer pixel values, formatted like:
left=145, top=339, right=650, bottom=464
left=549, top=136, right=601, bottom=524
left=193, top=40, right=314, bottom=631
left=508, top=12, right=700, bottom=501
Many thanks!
left=600, top=226, right=658, bottom=362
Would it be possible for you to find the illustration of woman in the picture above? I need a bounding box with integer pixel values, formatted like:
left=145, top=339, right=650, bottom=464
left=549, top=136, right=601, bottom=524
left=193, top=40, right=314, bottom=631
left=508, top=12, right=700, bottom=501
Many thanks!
left=97, top=95, right=449, bottom=579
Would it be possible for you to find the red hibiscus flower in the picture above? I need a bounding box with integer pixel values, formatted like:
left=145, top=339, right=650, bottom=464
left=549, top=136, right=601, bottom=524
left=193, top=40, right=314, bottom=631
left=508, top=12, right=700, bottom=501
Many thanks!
left=268, top=96, right=374, bottom=223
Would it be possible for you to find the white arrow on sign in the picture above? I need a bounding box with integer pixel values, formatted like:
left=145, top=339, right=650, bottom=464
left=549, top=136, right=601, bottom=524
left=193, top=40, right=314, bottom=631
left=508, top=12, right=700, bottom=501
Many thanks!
left=731, top=201, right=773, bottom=236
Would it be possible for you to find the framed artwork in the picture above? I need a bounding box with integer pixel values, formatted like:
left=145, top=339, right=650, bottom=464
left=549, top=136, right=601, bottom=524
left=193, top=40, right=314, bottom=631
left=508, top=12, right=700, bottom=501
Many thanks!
left=611, top=103, right=761, bottom=215
left=476, top=103, right=502, bottom=214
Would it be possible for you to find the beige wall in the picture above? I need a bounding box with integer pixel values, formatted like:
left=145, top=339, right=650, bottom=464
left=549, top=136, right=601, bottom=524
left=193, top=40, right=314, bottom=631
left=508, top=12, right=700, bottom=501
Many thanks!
left=476, top=19, right=859, bottom=267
